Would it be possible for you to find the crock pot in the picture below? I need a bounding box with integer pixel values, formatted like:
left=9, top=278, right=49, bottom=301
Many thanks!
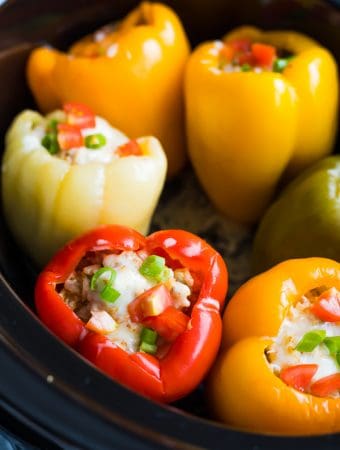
left=0, top=0, right=339, bottom=448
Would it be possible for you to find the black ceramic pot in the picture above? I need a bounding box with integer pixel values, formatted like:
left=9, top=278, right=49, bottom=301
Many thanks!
left=0, top=1, right=339, bottom=449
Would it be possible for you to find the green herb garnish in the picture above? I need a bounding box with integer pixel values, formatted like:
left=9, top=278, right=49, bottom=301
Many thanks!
left=296, top=330, right=326, bottom=352
left=85, top=133, right=106, bottom=149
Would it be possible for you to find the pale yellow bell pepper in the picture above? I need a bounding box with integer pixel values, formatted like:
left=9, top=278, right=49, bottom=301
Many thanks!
left=1, top=108, right=167, bottom=266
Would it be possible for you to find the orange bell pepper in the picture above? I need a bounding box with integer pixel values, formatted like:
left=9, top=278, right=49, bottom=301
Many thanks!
left=27, top=2, right=190, bottom=177
left=208, top=258, right=340, bottom=435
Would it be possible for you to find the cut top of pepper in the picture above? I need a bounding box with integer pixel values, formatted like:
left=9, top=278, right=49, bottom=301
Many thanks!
left=267, top=287, right=340, bottom=398
left=219, top=38, right=294, bottom=73
left=38, top=103, right=144, bottom=163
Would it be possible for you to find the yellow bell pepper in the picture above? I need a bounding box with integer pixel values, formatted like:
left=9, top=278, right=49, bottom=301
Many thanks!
left=185, top=26, right=338, bottom=223
left=1, top=106, right=167, bottom=266
left=208, top=258, right=340, bottom=435
left=26, top=2, right=190, bottom=177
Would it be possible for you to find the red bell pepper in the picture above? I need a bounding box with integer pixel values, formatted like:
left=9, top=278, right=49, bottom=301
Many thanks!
left=35, top=225, right=228, bottom=402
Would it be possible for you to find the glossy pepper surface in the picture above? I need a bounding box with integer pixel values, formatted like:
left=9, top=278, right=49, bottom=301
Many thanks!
left=208, top=258, right=340, bottom=435
left=35, top=225, right=228, bottom=403
left=253, top=156, right=340, bottom=273
left=1, top=106, right=166, bottom=266
left=27, top=2, right=190, bottom=177
left=185, top=26, right=338, bottom=223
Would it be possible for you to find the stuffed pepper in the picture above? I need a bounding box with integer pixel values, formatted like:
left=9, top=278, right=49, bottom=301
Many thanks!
left=208, top=258, right=340, bottom=435
left=253, top=155, right=340, bottom=273
left=35, top=225, right=228, bottom=402
left=1, top=103, right=166, bottom=266
left=27, top=2, right=190, bottom=177
left=185, top=26, right=338, bottom=223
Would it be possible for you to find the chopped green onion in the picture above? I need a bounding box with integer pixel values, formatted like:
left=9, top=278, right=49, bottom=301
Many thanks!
left=336, top=353, right=340, bottom=366
left=100, top=284, right=120, bottom=303
left=85, top=133, right=106, bottom=149
left=140, top=255, right=164, bottom=277
left=41, top=133, right=59, bottom=155
left=90, top=267, right=117, bottom=291
left=324, top=336, right=340, bottom=354
left=240, top=63, right=251, bottom=72
left=139, top=255, right=171, bottom=282
left=139, top=327, right=158, bottom=354
left=140, top=341, right=157, bottom=355
left=47, top=119, right=59, bottom=133
left=321, top=337, right=340, bottom=367
left=273, top=56, right=294, bottom=73
left=140, top=327, right=158, bottom=345
left=295, top=330, right=326, bottom=352
left=90, top=267, right=120, bottom=303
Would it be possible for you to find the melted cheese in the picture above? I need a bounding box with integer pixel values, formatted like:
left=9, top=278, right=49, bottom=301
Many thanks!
left=32, top=110, right=129, bottom=165
left=84, top=251, right=191, bottom=354
left=269, top=296, right=340, bottom=394
left=222, top=63, right=264, bottom=73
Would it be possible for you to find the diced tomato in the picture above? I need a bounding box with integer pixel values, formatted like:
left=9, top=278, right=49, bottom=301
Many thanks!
left=280, top=364, right=318, bottom=392
left=116, top=140, right=143, bottom=157
left=86, top=310, right=117, bottom=334
left=251, top=43, right=276, bottom=67
left=220, top=44, right=234, bottom=63
left=310, top=373, right=340, bottom=397
left=128, top=284, right=173, bottom=323
left=227, top=39, right=254, bottom=66
left=229, top=39, right=252, bottom=53
left=63, top=102, right=96, bottom=129
left=311, top=288, right=340, bottom=322
left=57, top=123, right=83, bottom=151
left=237, top=51, right=256, bottom=66
left=143, top=306, right=189, bottom=342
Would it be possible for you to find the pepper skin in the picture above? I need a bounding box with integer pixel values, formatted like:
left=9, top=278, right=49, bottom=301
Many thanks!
left=185, top=26, right=338, bottom=223
left=1, top=109, right=166, bottom=266
left=208, top=258, right=340, bottom=435
left=253, top=156, right=340, bottom=273
left=35, top=225, right=228, bottom=403
left=27, top=2, right=190, bottom=177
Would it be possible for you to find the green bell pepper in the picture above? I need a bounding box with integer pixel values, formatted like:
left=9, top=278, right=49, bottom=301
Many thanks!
left=252, top=156, right=340, bottom=273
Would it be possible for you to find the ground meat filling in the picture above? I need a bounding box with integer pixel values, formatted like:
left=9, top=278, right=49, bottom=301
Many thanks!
left=267, top=286, right=340, bottom=398
left=59, top=250, right=194, bottom=356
